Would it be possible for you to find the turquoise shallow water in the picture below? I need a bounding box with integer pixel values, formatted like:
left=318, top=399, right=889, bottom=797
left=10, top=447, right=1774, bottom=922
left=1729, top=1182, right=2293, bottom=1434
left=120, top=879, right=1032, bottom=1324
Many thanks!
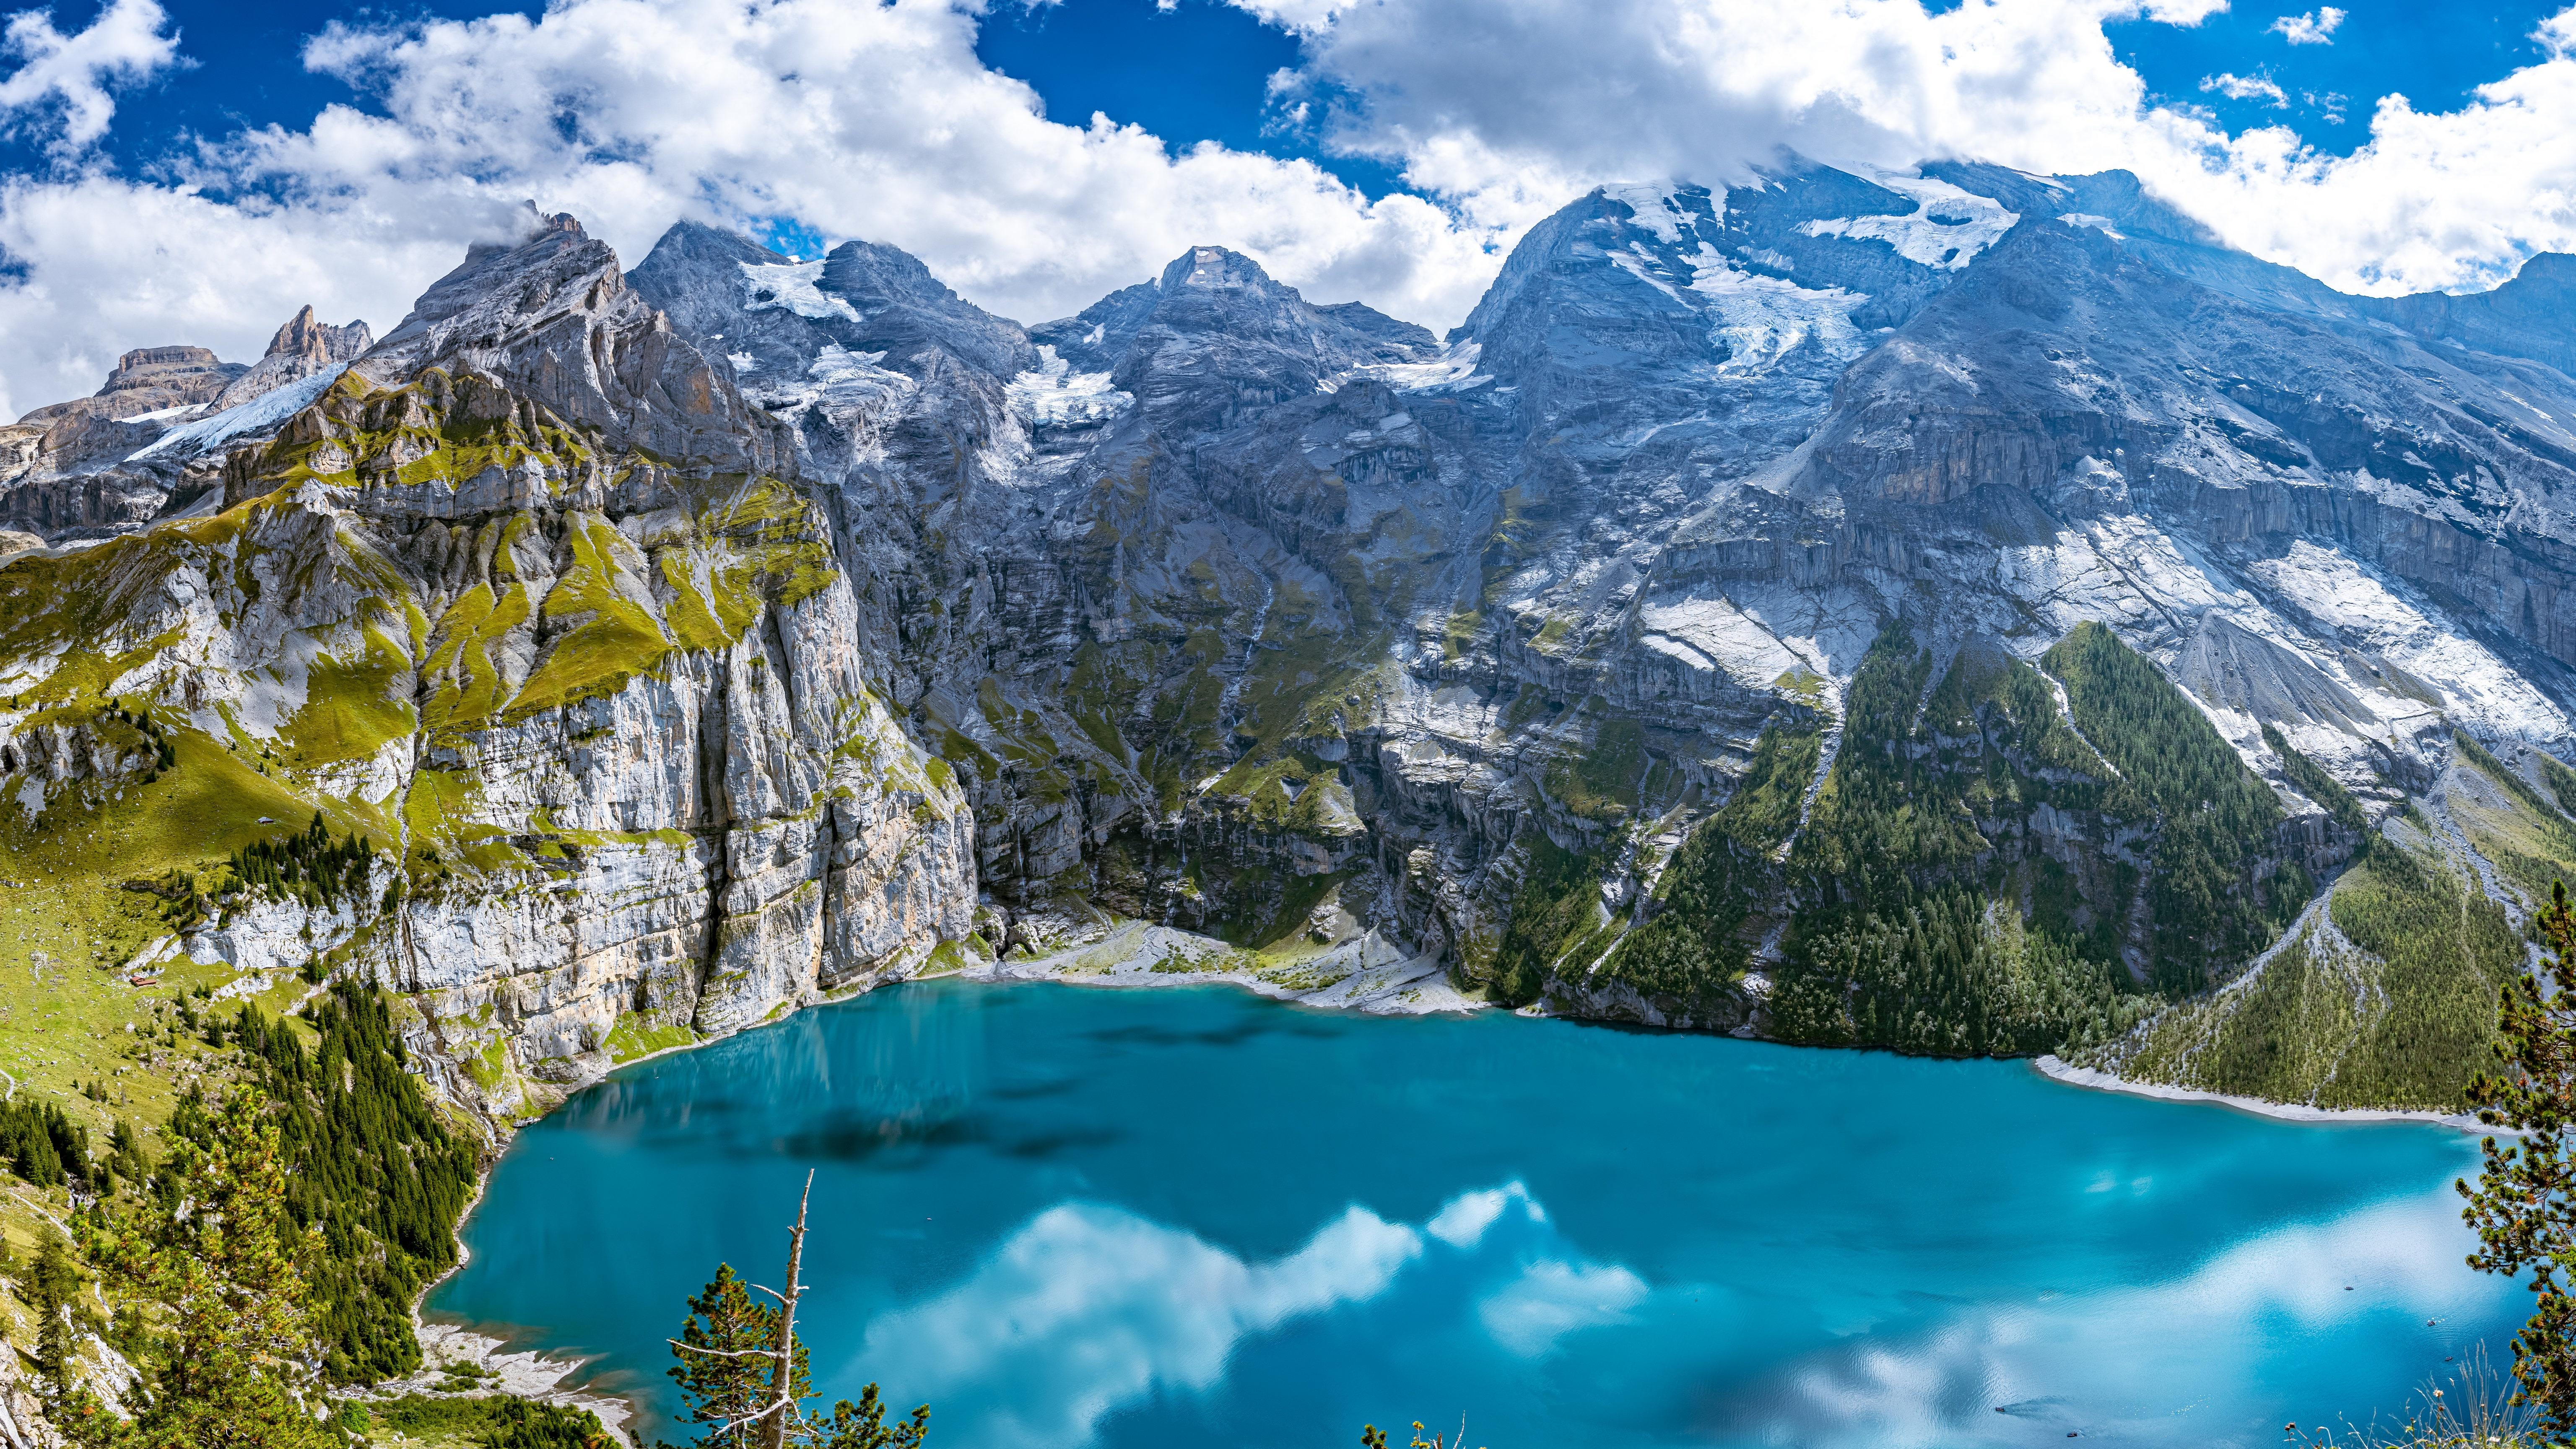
left=428, top=979, right=2524, bottom=1448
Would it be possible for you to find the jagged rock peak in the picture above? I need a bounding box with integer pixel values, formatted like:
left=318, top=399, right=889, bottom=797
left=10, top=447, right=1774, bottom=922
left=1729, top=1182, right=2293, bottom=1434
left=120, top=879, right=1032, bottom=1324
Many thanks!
left=1098, top=243, right=1436, bottom=426
left=626, top=218, right=1034, bottom=390
left=1157, top=244, right=1284, bottom=294
left=259, top=305, right=372, bottom=364
left=112, top=344, right=222, bottom=374
left=358, top=208, right=615, bottom=377
left=357, top=205, right=792, bottom=475
left=209, top=306, right=376, bottom=412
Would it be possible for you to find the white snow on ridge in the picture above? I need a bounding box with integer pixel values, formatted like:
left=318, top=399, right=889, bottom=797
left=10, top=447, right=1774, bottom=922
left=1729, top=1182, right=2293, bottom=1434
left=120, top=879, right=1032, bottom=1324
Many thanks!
left=1800, top=168, right=2018, bottom=270
left=1329, top=339, right=1489, bottom=396
left=1685, top=249, right=1869, bottom=372
left=1006, top=345, right=1132, bottom=428
left=2058, top=213, right=2128, bottom=240
left=744, top=343, right=913, bottom=418
left=1601, top=181, right=1714, bottom=244
left=738, top=260, right=862, bottom=324
left=125, top=402, right=206, bottom=424
left=1994, top=517, right=2277, bottom=667
left=1608, top=244, right=1689, bottom=304
left=127, top=365, right=348, bottom=462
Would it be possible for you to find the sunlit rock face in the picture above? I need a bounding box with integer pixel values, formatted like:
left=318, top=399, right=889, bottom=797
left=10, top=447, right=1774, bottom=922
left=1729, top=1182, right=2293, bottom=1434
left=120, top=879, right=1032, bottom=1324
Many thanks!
left=619, top=154, right=2576, bottom=1071
left=5, top=155, right=2576, bottom=1115
left=0, top=213, right=973, bottom=1123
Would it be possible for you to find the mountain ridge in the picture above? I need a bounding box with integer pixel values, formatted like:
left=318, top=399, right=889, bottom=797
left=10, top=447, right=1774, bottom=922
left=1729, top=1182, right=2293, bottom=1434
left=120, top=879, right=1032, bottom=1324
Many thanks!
left=3, top=160, right=2576, bottom=1122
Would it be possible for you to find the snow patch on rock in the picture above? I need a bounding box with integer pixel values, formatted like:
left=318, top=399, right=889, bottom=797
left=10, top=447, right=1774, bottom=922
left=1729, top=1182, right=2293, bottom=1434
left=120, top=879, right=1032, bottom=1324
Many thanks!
left=1638, top=589, right=1805, bottom=691
left=737, top=260, right=862, bottom=324
left=127, top=364, right=348, bottom=461
left=2245, top=540, right=2571, bottom=742
left=1601, top=181, right=1707, bottom=244
left=1006, top=345, right=1132, bottom=427
left=1799, top=168, right=2018, bottom=270
left=1685, top=250, right=1870, bottom=371
left=2058, top=213, right=2128, bottom=240
left=1329, top=339, right=1490, bottom=395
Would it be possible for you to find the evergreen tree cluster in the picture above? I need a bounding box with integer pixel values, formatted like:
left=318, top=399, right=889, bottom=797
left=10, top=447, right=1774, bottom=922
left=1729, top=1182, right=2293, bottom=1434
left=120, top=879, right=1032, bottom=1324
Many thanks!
left=0, top=1093, right=90, bottom=1187
left=65, top=1085, right=338, bottom=1449
left=1589, top=721, right=1819, bottom=1005
left=1753, top=627, right=2148, bottom=1054
left=2457, top=880, right=2576, bottom=1434
left=1503, top=621, right=2303, bottom=1059
left=2044, top=622, right=2298, bottom=992
left=225, top=812, right=378, bottom=911
left=213, top=982, right=482, bottom=1383
left=94, top=699, right=174, bottom=784
left=22, top=1230, right=93, bottom=1397
left=2322, top=836, right=2522, bottom=1107
left=1488, top=838, right=1611, bottom=1008
left=366, top=1393, right=611, bottom=1449
left=1768, top=880, right=2140, bottom=1055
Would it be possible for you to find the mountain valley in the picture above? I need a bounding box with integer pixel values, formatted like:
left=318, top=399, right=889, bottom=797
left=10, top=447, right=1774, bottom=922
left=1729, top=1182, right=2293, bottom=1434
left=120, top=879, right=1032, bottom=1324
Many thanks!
left=4, top=154, right=2576, bottom=1139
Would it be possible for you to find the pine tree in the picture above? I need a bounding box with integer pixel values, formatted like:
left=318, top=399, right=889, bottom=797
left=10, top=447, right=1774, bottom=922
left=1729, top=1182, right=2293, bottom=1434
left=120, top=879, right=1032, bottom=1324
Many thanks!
left=2459, top=878, right=2576, bottom=1433
left=669, top=1264, right=807, bottom=1446
left=666, top=1184, right=925, bottom=1449
left=69, top=1085, right=333, bottom=1449
left=29, top=1231, right=84, bottom=1398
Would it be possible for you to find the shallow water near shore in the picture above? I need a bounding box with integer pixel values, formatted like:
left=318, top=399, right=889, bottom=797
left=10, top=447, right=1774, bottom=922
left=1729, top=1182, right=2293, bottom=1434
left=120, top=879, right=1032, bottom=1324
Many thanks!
left=428, top=978, right=2524, bottom=1448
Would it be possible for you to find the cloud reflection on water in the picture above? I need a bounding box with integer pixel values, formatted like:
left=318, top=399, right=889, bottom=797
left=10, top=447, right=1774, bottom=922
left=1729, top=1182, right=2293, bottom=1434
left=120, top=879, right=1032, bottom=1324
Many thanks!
left=1740, top=1195, right=2511, bottom=1447
left=846, top=1179, right=2516, bottom=1449
left=852, top=1181, right=1646, bottom=1449
left=854, top=1201, right=1420, bottom=1449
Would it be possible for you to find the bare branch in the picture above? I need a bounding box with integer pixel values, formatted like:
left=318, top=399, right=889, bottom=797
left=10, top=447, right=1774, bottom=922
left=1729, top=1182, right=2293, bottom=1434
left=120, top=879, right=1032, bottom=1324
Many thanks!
left=667, top=1339, right=773, bottom=1359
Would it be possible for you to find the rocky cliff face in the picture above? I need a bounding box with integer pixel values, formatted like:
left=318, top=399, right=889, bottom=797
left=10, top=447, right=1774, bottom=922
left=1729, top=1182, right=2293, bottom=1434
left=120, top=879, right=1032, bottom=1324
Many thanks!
left=0, top=214, right=971, bottom=1122
left=5, top=158, right=2576, bottom=1116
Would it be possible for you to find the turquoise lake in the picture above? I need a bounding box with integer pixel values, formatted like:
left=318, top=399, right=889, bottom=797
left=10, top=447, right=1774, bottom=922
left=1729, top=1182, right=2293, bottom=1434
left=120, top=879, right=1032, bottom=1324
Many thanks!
left=428, top=979, right=2526, bottom=1447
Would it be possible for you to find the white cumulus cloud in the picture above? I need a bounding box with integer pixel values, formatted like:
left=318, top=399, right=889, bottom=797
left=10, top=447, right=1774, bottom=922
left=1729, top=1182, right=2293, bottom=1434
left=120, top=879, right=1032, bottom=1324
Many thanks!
left=0, top=0, right=179, bottom=154
left=0, top=0, right=2573, bottom=423
left=2270, top=7, right=2347, bottom=44
left=2203, top=71, right=2290, bottom=105
left=851, top=1200, right=1421, bottom=1449
left=0, top=0, right=1506, bottom=419
left=1244, top=0, right=2576, bottom=304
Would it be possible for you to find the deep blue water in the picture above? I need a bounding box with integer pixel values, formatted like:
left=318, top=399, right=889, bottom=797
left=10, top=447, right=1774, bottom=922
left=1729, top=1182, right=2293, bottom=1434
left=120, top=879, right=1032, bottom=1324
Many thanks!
left=428, top=979, right=2524, bottom=1449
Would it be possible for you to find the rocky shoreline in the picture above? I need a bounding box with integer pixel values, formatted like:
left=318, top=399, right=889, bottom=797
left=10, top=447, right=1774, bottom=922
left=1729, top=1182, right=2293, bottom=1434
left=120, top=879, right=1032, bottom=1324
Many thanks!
left=377, top=1324, right=641, bottom=1448
left=2031, top=1054, right=2495, bottom=1134
left=959, top=911, right=1485, bottom=1015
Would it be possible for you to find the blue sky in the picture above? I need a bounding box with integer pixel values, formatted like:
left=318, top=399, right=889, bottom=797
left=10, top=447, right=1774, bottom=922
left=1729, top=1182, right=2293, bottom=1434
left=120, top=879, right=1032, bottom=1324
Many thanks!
left=0, top=0, right=2571, bottom=417
left=2106, top=2, right=2560, bottom=142
left=14, top=0, right=2560, bottom=192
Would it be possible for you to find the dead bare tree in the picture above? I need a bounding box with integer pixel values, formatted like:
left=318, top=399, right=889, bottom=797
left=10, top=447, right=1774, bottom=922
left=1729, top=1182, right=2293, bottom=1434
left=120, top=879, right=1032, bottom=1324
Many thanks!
left=667, top=1174, right=927, bottom=1449
left=760, top=1171, right=813, bottom=1449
